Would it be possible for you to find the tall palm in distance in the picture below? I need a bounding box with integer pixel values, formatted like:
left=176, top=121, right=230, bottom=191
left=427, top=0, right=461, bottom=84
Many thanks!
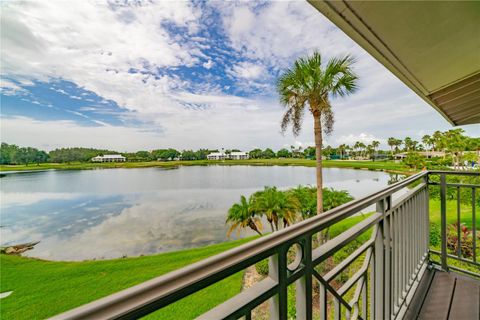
left=422, top=134, right=433, bottom=157
left=371, top=140, right=380, bottom=160
left=277, top=51, right=358, bottom=214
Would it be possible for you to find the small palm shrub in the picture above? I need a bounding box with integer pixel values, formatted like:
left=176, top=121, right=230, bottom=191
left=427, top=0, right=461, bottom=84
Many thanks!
left=255, top=258, right=269, bottom=276
left=446, top=223, right=474, bottom=258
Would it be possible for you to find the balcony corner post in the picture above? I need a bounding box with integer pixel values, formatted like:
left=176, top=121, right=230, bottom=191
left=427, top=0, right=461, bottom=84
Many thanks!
left=440, top=174, right=448, bottom=271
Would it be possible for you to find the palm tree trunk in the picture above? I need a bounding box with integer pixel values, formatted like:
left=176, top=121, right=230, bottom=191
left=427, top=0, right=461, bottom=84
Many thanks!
left=249, top=221, right=262, bottom=236
left=314, top=114, right=323, bottom=215
left=268, top=220, right=275, bottom=233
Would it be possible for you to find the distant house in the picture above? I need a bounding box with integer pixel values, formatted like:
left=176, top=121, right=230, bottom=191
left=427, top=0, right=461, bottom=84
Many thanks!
left=91, top=154, right=126, bottom=162
left=207, top=151, right=249, bottom=160
left=229, top=152, right=249, bottom=160
left=207, top=152, right=228, bottom=160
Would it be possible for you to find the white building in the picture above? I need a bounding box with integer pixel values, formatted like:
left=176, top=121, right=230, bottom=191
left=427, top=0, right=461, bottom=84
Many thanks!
left=230, top=152, right=249, bottom=160
left=91, top=154, right=126, bottom=162
left=207, top=152, right=228, bottom=160
left=207, top=151, right=249, bottom=160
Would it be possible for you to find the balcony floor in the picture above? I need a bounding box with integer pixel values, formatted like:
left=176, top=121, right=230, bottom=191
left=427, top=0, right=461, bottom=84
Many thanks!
left=405, top=268, right=480, bottom=319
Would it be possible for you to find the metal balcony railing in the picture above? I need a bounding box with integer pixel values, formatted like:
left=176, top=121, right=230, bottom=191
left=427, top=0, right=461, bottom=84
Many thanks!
left=50, top=170, right=479, bottom=320
left=428, top=171, right=479, bottom=277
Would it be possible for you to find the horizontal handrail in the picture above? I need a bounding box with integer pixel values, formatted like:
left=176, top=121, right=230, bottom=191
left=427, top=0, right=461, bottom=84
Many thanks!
left=50, top=171, right=429, bottom=320
left=428, top=170, right=480, bottom=176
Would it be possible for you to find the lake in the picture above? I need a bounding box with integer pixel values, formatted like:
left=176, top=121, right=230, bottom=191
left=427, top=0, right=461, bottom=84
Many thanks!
left=0, top=166, right=401, bottom=261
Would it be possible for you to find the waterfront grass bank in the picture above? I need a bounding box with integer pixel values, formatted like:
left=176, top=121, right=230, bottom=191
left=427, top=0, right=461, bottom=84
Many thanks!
left=0, top=158, right=412, bottom=173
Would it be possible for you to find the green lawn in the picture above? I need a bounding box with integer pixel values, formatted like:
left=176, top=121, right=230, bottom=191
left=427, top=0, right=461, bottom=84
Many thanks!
left=429, top=197, right=479, bottom=228
left=0, top=159, right=412, bottom=173
left=0, top=238, right=255, bottom=320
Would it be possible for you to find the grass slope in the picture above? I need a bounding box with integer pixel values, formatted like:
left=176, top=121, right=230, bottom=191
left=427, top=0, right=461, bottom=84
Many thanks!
left=0, top=159, right=412, bottom=173
left=0, top=237, right=254, bottom=320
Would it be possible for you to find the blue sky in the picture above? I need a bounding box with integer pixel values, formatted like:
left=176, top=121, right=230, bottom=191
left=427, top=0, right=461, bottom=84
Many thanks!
left=1, top=0, right=478, bottom=151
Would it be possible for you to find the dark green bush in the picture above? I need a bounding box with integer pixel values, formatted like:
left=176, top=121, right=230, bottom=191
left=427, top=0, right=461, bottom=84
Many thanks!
left=255, top=258, right=269, bottom=276
left=429, top=222, right=441, bottom=247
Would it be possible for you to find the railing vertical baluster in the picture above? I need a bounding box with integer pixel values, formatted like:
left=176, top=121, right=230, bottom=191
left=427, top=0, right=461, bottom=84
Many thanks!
left=440, top=174, right=448, bottom=270
left=416, top=193, right=420, bottom=270
left=412, top=195, right=416, bottom=277
left=369, top=240, right=375, bottom=320
left=403, top=200, right=408, bottom=295
left=362, top=275, right=367, bottom=319
left=424, top=175, right=430, bottom=258
left=269, top=250, right=288, bottom=320
left=269, top=254, right=280, bottom=319
left=296, top=236, right=312, bottom=320
left=333, top=298, right=340, bottom=320
left=457, top=186, right=462, bottom=257
left=392, top=207, right=397, bottom=310
left=384, top=197, right=392, bottom=319
left=400, top=203, right=404, bottom=300
left=472, top=187, right=477, bottom=263
left=410, top=197, right=415, bottom=282
left=416, top=192, right=420, bottom=270
left=374, top=199, right=385, bottom=319
left=319, top=282, right=327, bottom=320
left=407, top=198, right=411, bottom=285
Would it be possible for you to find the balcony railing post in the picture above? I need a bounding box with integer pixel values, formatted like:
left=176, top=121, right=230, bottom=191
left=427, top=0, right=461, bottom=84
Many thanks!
left=440, top=174, right=448, bottom=271
left=295, top=236, right=312, bottom=320
left=383, top=196, right=392, bottom=319
left=424, top=174, right=430, bottom=258
left=269, top=248, right=288, bottom=320
left=373, top=198, right=388, bottom=319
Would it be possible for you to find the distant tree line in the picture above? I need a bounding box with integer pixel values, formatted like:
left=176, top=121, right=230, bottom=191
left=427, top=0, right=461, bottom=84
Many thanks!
left=1, top=129, right=478, bottom=166
left=0, top=143, right=48, bottom=165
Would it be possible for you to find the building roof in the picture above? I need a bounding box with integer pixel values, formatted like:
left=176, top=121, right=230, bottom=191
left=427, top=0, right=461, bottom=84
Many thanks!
left=308, top=1, right=480, bottom=126
left=230, top=152, right=248, bottom=156
left=101, top=154, right=125, bottom=158
left=207, top=152, right=226, bottom=157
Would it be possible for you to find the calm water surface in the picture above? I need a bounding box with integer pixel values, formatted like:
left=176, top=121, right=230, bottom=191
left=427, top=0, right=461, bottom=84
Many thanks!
left=0, top=166, right=401, bottom=260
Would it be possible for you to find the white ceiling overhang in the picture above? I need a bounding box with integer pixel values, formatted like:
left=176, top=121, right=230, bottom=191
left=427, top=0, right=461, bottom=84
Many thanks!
left=308, top=0, right=480, bottom=125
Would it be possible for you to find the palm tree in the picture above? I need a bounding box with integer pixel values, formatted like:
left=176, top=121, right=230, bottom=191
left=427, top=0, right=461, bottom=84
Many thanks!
left=432, top=130, right=443, bottom=152
left=253, top=186, right=299, bottom=231
left=422, top=134, right=433, bottom=157
left=338, top=144, right=346, bottom=159
left=387, top=137, right=396, bottom=156
left=394, top=138, right=403, bottom=153
left=358, top=142, right=366, bottom=159
left=277, top=52, right=358, bottom=214
left=288, top=186, right=317, bottom=220
left=371, top=140, right=380, bottom=160
left=226, top=195, right=263, bottom=237
left=404, top=137, right=413, bottom=152
left=353, top=141, right=362, bottom=159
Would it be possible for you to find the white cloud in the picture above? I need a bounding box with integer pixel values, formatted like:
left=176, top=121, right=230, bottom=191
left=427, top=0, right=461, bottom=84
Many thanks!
left=203, top=59, right=214, bottom=69
left=1, top=0, right=202, bottom=115
left=0, top=79, right=28, bottom=96
left=228, top=61, right=265, bottom=80
left=336, top=133, right=384, bottom=147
